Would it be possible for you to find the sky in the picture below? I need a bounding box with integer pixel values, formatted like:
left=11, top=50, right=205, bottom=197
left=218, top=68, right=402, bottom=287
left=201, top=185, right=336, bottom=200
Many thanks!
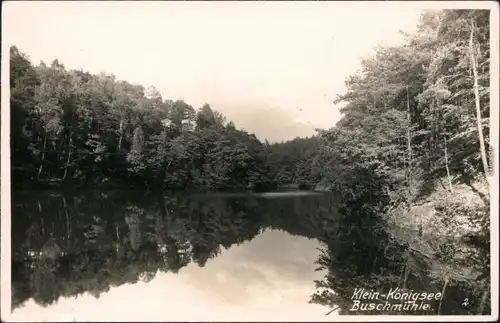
left=9, top=229, right=334, bottom=322
left=2, top=1, right=427, bottom=142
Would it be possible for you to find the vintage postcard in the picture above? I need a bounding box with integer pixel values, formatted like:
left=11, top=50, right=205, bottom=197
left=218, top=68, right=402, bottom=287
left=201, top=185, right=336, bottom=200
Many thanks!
left=1, top=1, right=498, bottom=321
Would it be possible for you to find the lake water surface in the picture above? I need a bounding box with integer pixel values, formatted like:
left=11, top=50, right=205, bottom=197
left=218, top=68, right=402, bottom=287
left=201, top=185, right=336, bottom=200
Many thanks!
left=11, top=190, right=342, bottom=321
left=10, top=189, right=471, bottom=320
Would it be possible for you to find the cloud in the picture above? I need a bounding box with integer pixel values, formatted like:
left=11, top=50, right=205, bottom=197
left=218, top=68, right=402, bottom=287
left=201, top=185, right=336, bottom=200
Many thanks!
left=3, top=1, right=423, bottom=143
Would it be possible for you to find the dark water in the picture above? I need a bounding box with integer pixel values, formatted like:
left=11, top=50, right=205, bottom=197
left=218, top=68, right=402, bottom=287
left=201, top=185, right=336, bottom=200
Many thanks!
left=10, top=190, right=485, bottom=320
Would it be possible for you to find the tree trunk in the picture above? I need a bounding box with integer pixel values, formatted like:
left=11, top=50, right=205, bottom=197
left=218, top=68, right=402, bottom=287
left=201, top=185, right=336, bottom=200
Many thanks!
left=477, top=284, right=489, bottom=315
left=469, top=21, right=490, bottom=185
left=371, top=256, right=378, bottom=273
left=118, top=119, right=124, bottom=151
left=63, top=108, right=77, bottom=181
left=444, top=136, right=453, bottom=193
left=438, top=277, right=448, bottom=315
left=384, top=241, right=390, bottom=256
left=41, top=217, right=45, bottom=236
left=116, top=226, right=120, bottom=255
left=163, top=159, right=173, bottom=183
left=403, top=261, right=410, bottom=289
left=325, top=306, right=340, bottom=316
left=37, top=136, right=48, bottom=180
left=406, top=85, right=412, bottom=192
left=399, top=260, right=406, bottom=287
left=62, top=195, right=71, bottom=249
left=62, top=136, right=73, bottom=181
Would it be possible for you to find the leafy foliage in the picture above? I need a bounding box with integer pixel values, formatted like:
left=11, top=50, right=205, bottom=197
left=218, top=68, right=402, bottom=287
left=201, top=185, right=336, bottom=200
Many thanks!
left=307, top=9, right=491, bottom=316
left=10, top=52, right=271, bottom=190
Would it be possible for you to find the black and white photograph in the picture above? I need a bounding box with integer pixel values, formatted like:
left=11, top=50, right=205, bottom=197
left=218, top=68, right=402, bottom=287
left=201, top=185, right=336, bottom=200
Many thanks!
left=1, top=1, right=498, bottom=321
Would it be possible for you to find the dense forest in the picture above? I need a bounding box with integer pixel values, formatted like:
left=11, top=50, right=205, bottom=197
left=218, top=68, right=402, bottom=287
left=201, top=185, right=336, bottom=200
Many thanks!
left=11, top=42, right=322, bottom=191
left=10, top=46, right=274, bottom=191
left=10, top=9, right=492, bottom=315
left=10, top=10, right=492, bottom=192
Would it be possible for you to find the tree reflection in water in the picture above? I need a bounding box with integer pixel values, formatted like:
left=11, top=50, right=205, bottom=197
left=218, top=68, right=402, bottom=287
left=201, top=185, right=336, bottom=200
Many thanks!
left=11, top=190, right=489, bottom=315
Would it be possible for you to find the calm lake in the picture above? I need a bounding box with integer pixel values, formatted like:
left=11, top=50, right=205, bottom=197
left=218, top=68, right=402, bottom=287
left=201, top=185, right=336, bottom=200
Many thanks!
left=11, top=190, right=341, bottom=321
left=10, top=190, right=473, bottom=320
